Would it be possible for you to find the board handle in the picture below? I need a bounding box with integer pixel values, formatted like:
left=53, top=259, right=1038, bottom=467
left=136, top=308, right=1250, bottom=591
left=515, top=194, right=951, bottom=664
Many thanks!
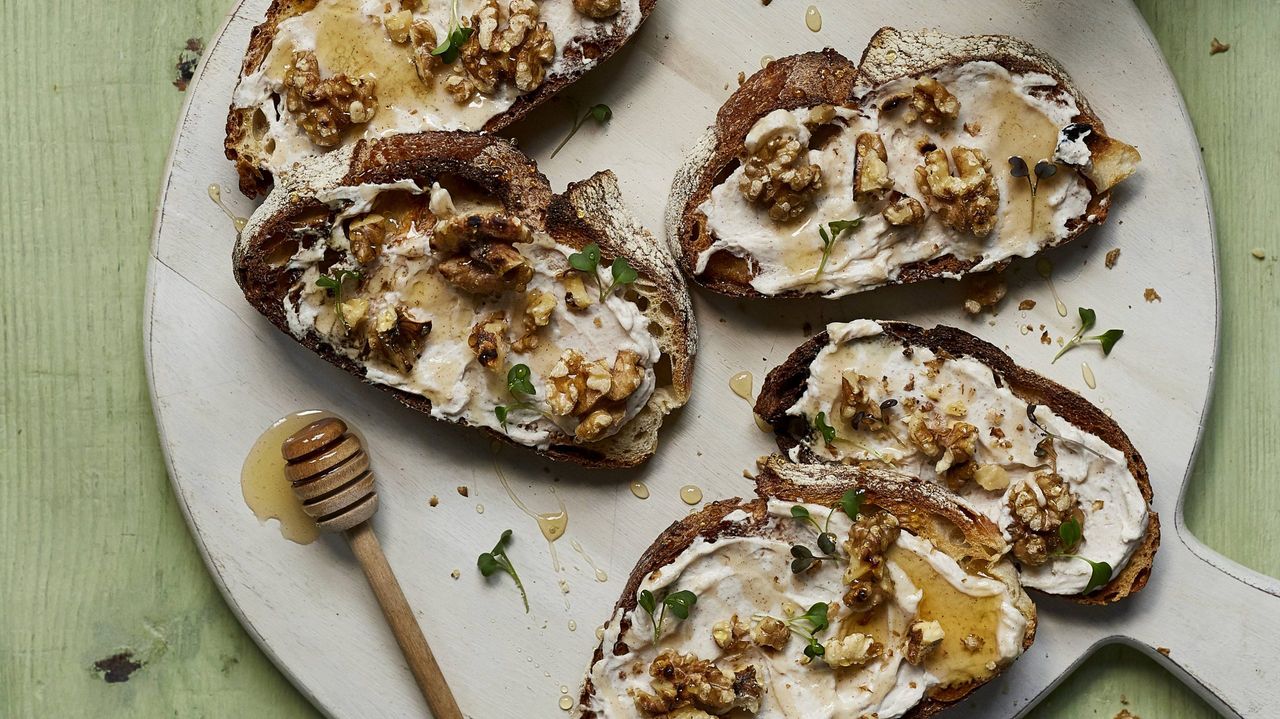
left=1126, top=533, right=1280, bottom=718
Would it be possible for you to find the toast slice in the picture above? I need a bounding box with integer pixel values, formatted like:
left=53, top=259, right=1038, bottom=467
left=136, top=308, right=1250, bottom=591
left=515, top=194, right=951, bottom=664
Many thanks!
left=577, top=455, right=1036, bottom=719
left=226, top=0, right=657, bottom=196
left=754, top=320, right=1158, bottom=604
left=667, top=28, right=1142, bottom=298
left=234, top=132, right=695, bottom=468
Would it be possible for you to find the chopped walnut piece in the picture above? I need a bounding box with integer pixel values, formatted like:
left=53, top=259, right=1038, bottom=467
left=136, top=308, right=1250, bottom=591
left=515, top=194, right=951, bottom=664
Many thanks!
left=366, top=305, right=431, bottom=373
left=842, top=510, right=900, bottom=614
left=574, top=0, right=621, bottom=17
left=285, top=51, right=378, bottom=148
left=962, top=633, right=985, bottom=652
left=1018, top=299, right=1037, bottom=311
left=1144, top=287, right=1162, bottom=303
left=915, top=146, right=1000, bottom=238
left=731, top=667, right=763, bottom=714
left=711, top=616, right=751, bottom=652
left=1105, top=248, right=1121, bottom=269
left=575, top=409, right=619, bottom=442
left=936, top=421, right=979, bottom=489
left=562, top=273, right=595, bottom=310
left=348, top=214, right=388, bottom=265
left=511, top=289, right=555, bottom=353
left=908, top=78, right=961, bottom=127
left=467, top=313, right=508, bottom=369
left=450, top=0, right=556, bottom=103
left=432, top=213, right=534, bottom=296
left=974, top=464, right=1011, bottom=492
left=410, top=19, right=443, bottom=85
left=383, top=10, right=413, bottom=43
left=824, top=633, right=882, bottom=668
left=854, top=133, right=893, bottom=199
left=883, top=194, right=926, bottom=227
left=905, top=620, right=945, bottom=664
left=338, top=297, right=369, bottom=328
left=739, top=111, right=824, bottom=222
left=750, top=616, right=789, bottom=651
left=632, top=651, right=746, bottom=716
left=608, top=350, right=643, bottom=402
left=907, top=414, right=941, bottom=459
left=1007, top=472, right=1081, bottom=566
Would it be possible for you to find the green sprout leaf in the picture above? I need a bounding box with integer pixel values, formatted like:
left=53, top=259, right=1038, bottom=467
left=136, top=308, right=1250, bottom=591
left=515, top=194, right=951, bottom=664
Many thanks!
left=507, top=364, right=535, bottom=397
left=663, top=590, right=698, bottom=620
left=551, top=103, right=614, bottom=158
left=494, top=405, right=509, bottom=427
left=315, top=269, right=362, bottom=330
left=815, top=218, right=863, bottom=278
left=568, top=243, right=601, bottom=273
left=610, top=257, right=639, bottom=287
left=1053, top=307, right=1125, bottom=363
left=1082, top=559, right=1113, bottom=594
left=816, top=532, right=837, bottom=555
left=639, top=588, right=697, bottom=645
left=477, top=529, right=529, bottom=613
left=430, top=0, right=473, bottom=64
left=1008, top=156, right=1057, bottom=231
left=1058, top=516, right=1083, bottom=551
left=790, top=505, right=811, bottom=521
left=814, top=412, right=836, bottom=445
left=840, top=489, right=865, bottom=520
left=638, top=589, right=656, bottom=614
left=1034, top=160, right=1058, bottom=179
left=1008, top=156, right=1030, bottom=178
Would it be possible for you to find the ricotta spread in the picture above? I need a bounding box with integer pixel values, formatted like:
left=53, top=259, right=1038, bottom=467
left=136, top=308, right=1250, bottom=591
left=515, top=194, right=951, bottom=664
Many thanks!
left=785, top=321, right=1149, bottom=595
left=279, top=181, right=661, bottom=450
left=232, top=0, right=644, bottom=176
left=581, top=500, right=1027, bottom=718
left=697, top=61, right=1098, bottom=297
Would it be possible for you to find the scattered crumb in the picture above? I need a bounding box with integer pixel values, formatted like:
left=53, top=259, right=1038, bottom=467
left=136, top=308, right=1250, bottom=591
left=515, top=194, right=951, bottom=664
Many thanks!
left=1144, top=288, right=1162, bottom=303
left=737, top=71, right=746, bottom=85
left=450, top=569, right=460, bottom=580
left=1040, top=331, right=1051, bottom=345
left=1156, top=646, right=1170, bottom=656
left=1115, top=711, right=1139, bottom=719
left=1121, top=695, right=1130, bottom=705
left=429, top=495, right=439, bottom=507
left=1018, top=299, right=1036, bottom=311
left=456, top=486, right=469, bottom=497
left=1252, top=248, right=1267, bottom=260
left=1210, top=38, right=1230, bottom=55
left=1105, top=248, right=1121, bottom=268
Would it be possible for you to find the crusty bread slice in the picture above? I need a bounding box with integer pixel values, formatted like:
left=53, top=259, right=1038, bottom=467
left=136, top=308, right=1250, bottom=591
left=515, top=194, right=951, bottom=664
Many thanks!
left=667, top=28, right=1141, bottom=298
left=754, top=321, right=1158, bottom=604
left=577, top=455, right=1036, bottom=719
left=226, top=0, right=658, bottom=197
left=235, top=131, right=695, bottom=468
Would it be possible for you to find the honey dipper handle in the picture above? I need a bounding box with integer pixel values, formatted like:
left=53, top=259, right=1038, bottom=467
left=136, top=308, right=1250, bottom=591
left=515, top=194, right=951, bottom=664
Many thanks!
left=346, top=523, right=464, bottom=719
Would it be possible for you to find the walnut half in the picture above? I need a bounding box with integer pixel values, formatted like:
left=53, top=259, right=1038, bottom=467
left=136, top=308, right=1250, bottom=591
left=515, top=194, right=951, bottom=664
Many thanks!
left=432, top=213, right=534, bottom=296
left=574, top=0, right=621, bottom=18
left=915, top=146, right=1000, bottom=238
left=633, top=651, right=760, bottom=716
left=738, top=110, right=825, bottom=222
left=284, top=51, right=377, bottom=148
left=1007, top=472, right=1082, bottom=566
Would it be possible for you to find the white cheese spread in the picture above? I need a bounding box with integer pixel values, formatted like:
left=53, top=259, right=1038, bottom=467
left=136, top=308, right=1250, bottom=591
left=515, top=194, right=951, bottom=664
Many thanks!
left=785, top=321, right=1149, bottom=595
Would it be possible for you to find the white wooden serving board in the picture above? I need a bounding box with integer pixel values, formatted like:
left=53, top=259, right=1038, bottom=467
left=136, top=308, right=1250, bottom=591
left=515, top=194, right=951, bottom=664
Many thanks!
left=145, top=0, right=1280, bottom=716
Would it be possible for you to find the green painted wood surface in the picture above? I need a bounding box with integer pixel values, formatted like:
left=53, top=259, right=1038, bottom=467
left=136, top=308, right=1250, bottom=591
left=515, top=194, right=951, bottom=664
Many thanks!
left=1, top=1, right=1274, bottom=716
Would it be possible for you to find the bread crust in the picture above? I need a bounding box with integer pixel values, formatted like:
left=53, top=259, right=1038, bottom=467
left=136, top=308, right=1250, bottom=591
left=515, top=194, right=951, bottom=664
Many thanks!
left=234, top=132, right=694, bottom=468
left=668, top=28, right=1131, bottom=298
left=577, top=456, right=1037, bottom=718
left=754, top=321, right=1158, bottom=604
left=225, top=0, right=659, bottom=197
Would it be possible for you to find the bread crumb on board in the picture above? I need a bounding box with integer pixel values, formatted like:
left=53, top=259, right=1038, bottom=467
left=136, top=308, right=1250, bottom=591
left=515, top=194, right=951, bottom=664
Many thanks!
left=1018, top=299, right=1036, bottom=311
left=1210, top=38, right=1231, bottom=55
left=1144, top=288, right=1162, bottom=303
left=1105, top=248, right=1121, bottom=268
left=457, top=485, right=469, bottom=497
left=1252, top=247, right=1267, bottom=260
left=1115, top=710, right=1141, bottom=719
left=429, top=495, right=439, bottom=507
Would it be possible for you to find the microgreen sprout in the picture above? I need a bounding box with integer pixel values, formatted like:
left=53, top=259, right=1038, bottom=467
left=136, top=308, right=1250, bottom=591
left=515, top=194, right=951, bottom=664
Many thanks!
left=815, top=218, right=863, bottom=278
left=430, top=0, right=474, bottom=64
left=477, top=529, right=529, bottom=612
left=1053, top=307, right=1124, bottom=363
left=567, top=242, right=638, bottom=300
left=638, top=589, right=698, bottom=645
left=813, top=411, right=837, bottom=445
left=1052, top=517, right=1112, bottom=594
left=551, top=103, right=613, bottom=158
left=789, top=490, right=865, bottom=573
left=494, top=364, right=539, bottom=429
left=756, top=602, right=830, bottom=659
left=315, top=269, right=362, bottom=329
left=1009, top=156, right=1058, bottom=232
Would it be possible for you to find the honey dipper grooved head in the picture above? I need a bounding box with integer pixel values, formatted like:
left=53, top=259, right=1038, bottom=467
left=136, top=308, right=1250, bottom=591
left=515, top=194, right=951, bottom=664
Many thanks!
left=281, top=417, right=379, bottom=533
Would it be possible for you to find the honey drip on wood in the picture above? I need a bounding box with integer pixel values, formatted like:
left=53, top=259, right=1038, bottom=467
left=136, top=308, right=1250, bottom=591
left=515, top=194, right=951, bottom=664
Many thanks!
left=207, top=184, right=248, bottom=235
left=680, top=485, right=704, bottom=505
left=571, top=539, right=608, bottom=582
left=729, top=371, right=754, bottom=402
left=1036, top=259, right=1069, bottom=317
left=760, top=55, right=775, bottom=69
left=629, top=481, right=650, bottom=500
left=804, top=6, right=822, bottom=32
left=558, top=696, right=574, bottom=711
left=493, top=445, right=571, bottom=606
left=1082, top=362, right=1097, bottom=389
left=240, top=410, right=339, bottom=545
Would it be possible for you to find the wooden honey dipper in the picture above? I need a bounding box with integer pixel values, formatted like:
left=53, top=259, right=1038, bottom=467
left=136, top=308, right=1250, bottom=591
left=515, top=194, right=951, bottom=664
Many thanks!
left=282, top=417, right=463, bottom=719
